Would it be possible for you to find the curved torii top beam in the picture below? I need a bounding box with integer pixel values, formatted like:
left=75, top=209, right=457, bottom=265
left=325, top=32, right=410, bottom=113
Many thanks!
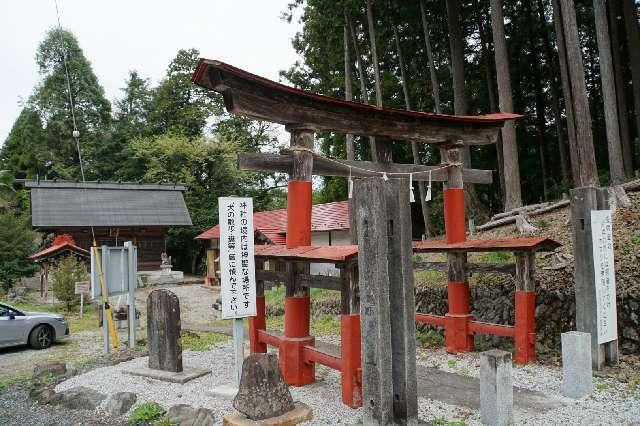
left=192, top=59, right=522, bottom=146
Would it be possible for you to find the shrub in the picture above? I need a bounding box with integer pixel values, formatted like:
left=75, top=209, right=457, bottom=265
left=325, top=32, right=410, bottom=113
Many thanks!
left=128, top=401, right=166, bottom=425
left=0, top=214, right=38, bottom=291
left=51, top=255, right=86, bottom=312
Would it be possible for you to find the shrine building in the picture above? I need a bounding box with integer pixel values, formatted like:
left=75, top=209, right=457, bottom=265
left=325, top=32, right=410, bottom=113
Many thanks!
left=25, top=180, right=192, bottom=270
left=196, top=200, right=350, bottom=283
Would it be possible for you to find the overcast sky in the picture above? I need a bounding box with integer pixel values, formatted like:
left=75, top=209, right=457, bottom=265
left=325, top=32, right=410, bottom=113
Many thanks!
left=0, top=0, right=302, bottom=144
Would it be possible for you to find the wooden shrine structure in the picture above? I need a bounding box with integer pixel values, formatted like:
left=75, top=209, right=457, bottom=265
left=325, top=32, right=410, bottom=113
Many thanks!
left=192, top=59, right=559, bottom=424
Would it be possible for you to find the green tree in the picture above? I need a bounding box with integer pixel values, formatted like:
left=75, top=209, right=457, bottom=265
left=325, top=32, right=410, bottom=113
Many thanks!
left=0, top=108, right=48, bottom=179
left=0, top=214, right=38, bottom=292
left=101, top=71, right=153, bottom=180
left=147, top=49, right=222, bottom=138
left=30, top=28, right=111, bottom=180
left=51, top=255, right=85, bottom=312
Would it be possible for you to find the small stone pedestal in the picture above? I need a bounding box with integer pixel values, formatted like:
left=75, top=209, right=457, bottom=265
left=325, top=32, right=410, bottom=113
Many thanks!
left=223, top=402, right=313, bottom=426
left=561, top=331, right=593, bottom=399
left=480, top=349, right=513, bottom=426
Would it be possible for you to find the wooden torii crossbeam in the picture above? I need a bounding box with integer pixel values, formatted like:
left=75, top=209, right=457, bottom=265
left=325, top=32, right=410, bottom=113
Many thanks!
left=193, top=59, right=521, bottom=424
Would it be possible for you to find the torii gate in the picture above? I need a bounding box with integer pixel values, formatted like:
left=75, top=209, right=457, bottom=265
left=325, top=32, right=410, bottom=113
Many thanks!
left=192, top=59, right=520, bottom=424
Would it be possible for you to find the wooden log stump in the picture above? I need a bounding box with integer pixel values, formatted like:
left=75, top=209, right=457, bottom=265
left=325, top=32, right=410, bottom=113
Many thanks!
left=147, top=289, right=183, bottom=372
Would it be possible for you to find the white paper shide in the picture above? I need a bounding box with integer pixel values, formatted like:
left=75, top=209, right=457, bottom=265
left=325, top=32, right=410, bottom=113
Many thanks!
left=219, top=197, right=256, bottom=319
left=590, top=210, right=617, bottom=344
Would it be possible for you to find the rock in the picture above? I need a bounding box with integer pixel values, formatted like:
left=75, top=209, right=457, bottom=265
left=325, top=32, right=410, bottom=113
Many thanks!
left=233, top=354, right=295, bottom=420
left=58, top=386, right=106, bottom=410
left=33, top=362, right=67, bottom=381
left=104, top=392, right=137, bottom=416
left=168, top=404, right=216, bottom=426
left=30, top=385, right=60, bottom=405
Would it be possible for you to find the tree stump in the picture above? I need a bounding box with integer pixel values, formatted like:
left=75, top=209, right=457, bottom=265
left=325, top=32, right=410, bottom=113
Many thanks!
left=147, top=289, right=182, bottom=372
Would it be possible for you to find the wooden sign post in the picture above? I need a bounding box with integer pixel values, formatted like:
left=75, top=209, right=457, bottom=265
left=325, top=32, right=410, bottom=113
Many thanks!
left=570, top=186, right=619, bottom=369
left=218, top=197, right=257, bottom=386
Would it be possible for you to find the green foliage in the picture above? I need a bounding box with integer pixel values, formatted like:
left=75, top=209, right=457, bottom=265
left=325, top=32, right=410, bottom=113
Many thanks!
left=414, top=270, right=446, bottom=288
left=51, top=255, right=86, bottom=312
left=447, top=359, right=457, bottom=368
left=0, top=214, right=38, bottom=291
left=179, top=331, right=228, bottom=351
left=416, top=330, right=444, bottom=348
left=31, top=28, right=111, bottom=180
left=432, top=416, right=466, bottom=426
left=0, top=110, right=47, bottom=179
left=129, top=401, right=165, bottom=425
left=481, top=251, right=516, bottom=264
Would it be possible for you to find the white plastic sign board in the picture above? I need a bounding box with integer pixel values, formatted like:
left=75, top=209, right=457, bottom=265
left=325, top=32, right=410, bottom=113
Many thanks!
left=219, top=197, right=256, bottom=319
left=590, top=210, right=618, bottom=344
left=74, top=281, right=90, bottom=295
left=91, top=244, right=138, bottom=299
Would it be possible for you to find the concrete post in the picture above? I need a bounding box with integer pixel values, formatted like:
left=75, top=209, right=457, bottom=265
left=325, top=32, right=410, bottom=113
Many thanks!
left=480, top=349, right=513, bottom=426
left=561, top=331, right=593, bottom=399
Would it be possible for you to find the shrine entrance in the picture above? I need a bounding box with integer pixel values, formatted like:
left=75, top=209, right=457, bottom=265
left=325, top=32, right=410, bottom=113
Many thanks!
left=192, top=59, right=537, bottom=424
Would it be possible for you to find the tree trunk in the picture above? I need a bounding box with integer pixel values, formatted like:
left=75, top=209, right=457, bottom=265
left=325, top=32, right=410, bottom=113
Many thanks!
left=608, top=0, right=633, bottom=176
left=557, top=0, right=600, bottom=186
left=490, top=0, right=522, bottom=210
left=366, top=0, right=383, bottom=109
left=623, top=0, right=640, bottom=167
left=537, top=0, right=571, bottom=187
left=477, top=11, right=506, bottom=203
left=394, top=26, right=431, bottom=237
left=347, top=15, right=378, bottom=162
left=419, top=0, right=441, bottom=114
left=593, top=0, right=625, bottom=184
left=552, top=0, right=581, bottom=184
left=344, top=13, right=355, bottom=162
left=445, top=0, right=482, bottom=219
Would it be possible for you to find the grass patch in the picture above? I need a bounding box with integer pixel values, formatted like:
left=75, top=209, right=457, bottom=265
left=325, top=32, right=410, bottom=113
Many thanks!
left=416, top=330, right=444, bottom=348
left=447, top=359, right=457, bottom=368
left=414, top=270, right=446, bottom=288
left=596, top=382, right=610, bottom=391
left=264, top=287, right=338, bottom=308
left=481, top=251, right=515, bottom=264
left=266, top=315, right=341, bottom=336
left=129, top=401, right=165, bottom=425
left=180, top=331, right=228, bottom=351
left=0, top=372, right=31, bottom=391
left=627, top=372, right=640, bottom=398
left=432, top=416, right=466, bottom=426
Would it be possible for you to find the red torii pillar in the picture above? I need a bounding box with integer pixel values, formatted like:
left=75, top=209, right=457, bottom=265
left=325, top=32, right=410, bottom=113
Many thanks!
left=280, top=127, right=315, bottom=385
left=443, top=145, right=474, bottom=352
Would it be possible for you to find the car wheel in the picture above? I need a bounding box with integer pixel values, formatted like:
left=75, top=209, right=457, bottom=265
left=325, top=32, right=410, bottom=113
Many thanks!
left=29, top=325, right=54, bottom=349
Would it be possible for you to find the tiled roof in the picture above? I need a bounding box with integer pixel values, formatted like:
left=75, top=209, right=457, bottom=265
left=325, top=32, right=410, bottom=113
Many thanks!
left=195, top=200, right=349, bottom=243
left=25, top=180, right=192, bottom=228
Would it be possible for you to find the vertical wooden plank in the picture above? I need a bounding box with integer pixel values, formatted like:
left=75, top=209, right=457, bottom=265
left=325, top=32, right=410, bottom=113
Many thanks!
left=515, top=252, right=535, bottom=291
left=354, top=177, right=394, bottom=425
left=384, top=178, right=418, bottom=421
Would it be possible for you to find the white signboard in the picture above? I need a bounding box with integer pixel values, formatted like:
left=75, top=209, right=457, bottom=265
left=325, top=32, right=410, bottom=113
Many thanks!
left=591, top=210, right=618, bottom=344
left=219, top=197, right=256, bottom=319
left=74, top=281, right=90, bottom=295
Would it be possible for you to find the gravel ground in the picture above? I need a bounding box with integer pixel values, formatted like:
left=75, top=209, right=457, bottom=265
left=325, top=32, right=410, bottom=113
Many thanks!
left=0, top=387, right=123, bottom=426
left=53, top=340, right=640, bottom=425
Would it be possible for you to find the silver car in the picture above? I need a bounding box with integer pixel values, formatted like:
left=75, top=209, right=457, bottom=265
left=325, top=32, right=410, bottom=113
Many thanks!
left=0, top=302, right=70, bottom=349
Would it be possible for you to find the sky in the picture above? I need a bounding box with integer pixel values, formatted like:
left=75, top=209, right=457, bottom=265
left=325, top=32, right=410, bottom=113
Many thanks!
left=0, top=0, right=303, bottom=144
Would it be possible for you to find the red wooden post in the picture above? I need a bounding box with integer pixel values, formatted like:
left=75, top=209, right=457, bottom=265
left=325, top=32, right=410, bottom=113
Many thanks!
left=443, top=145, right=474, bottom=353
left=514, top=252, right=536, bottom=364
left=341, top=313, right=362, bottom=407
left=280, top=127, right=315, bottom=386
left=248, top=295, right=267, bottom=353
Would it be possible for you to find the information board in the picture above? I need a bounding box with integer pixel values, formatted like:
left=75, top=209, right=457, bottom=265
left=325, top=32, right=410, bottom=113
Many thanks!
left=219, top=197, right=256, bottom=319
left=74, top=281, right=90, bottom=295
left=590, top=210, right=618, bottom=344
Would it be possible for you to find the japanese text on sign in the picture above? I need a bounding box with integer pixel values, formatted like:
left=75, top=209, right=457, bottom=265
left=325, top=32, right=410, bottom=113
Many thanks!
left=219, top=197, right=256, bottom=319
left=590, top=210, right=618, bottom=344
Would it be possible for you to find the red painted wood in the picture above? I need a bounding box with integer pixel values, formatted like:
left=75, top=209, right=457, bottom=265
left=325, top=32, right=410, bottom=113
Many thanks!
left=340, top=314, right=362, bottom=408
left=248, top=296, right=267, bottom=353
left=303, top=345, right=342, bottom=371
left=469, top=321, right=515, bottom=337
left=415, top=313, right=447, bottom=327
left=514, top=290, right=537, bottom=364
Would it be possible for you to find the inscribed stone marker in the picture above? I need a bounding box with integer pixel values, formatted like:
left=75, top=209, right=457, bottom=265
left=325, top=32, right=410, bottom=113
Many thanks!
left=561, top=331, right=593, bottom=399
left=147, top=289, right=182, bottom=372
left=480, top=350, right=513, bottom=426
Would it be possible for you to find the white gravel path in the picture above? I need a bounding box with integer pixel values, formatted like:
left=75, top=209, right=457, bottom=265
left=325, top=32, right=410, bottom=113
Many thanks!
left=55, top=341, right=640, bottom=425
